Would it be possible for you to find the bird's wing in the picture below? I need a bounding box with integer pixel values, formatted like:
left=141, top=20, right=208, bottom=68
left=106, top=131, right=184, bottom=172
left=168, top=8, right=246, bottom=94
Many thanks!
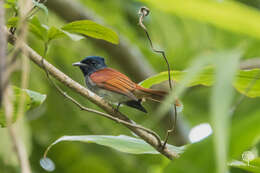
left=90, top=68, right=138, bottom=101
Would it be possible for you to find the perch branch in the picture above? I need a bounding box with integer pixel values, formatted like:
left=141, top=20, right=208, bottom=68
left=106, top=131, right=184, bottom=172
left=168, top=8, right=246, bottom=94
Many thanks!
left=40, top=43, right=162, bottom=147
left=7, top=30, right=179, bottom=160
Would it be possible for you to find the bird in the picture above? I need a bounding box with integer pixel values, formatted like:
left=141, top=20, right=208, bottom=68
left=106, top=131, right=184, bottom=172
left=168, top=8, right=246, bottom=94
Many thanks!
left=73, top=56, right=179, bottom=113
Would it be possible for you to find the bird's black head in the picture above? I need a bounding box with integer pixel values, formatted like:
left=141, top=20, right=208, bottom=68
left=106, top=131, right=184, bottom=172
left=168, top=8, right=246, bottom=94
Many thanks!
left=73, top=56, right=107, bottom=76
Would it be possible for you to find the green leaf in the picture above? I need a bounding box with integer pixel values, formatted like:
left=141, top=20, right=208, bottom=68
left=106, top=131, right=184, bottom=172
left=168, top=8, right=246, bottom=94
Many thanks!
left=140, top=68, right=260, bottom=98
left=229, top=160, right=260, bottom=173
left=62, top=20, right=119, bottom=44
left=47, top=26, right=67, bottom=42
left=47, top=26, right=84, bottom=42
left=4, top=0, right=17, bottom=10
left=210, top=55, right=240, bottom=173
left=6, top=17, right=19, bottom=28
left=25, top=88, right=46, bottom=109
left=142, top=0, right=260, bottom=40
left=44, top=135, right=184, bottom=157
left=61, top=31, right=84, bottom=41
left=0, top=86, right=46, bottom=127
left=32, top=0, right=48, bottom=15
left=164, top=138, right=215, bottom=173
left=29, top=16, right=48, bottom=42
left=230, top=110, right=260, bottom=159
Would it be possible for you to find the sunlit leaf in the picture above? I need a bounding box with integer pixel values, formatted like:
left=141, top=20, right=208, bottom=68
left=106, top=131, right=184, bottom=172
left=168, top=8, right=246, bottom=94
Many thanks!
left=140, top=68, right=260, bottom=98
left=62, top=20, right=119, bottom=44
left=44, top=135, right=184, bottom=157
left=0, top=86, right=46, bottom=127
left=142, top=0, right=260, bottom=40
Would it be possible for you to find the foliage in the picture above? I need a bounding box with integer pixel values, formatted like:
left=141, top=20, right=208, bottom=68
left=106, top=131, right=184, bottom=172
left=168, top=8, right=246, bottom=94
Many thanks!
left=44, top=135, right=184, bottom=156
left=140, top=67, right=260, bottom=98
left=2, top=0, right=260, bottom=173
left=0, top=86, right=46, bottom=127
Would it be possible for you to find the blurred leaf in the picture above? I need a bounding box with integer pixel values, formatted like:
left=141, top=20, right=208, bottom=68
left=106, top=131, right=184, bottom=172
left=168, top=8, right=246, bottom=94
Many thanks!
left=29, top=16, right=48, bottom=42
left=140, top=68, right=260, bottom=98
left=6, top=17, right=19, bottom=28
left=143, top=0, right=260, bottom=40
left=62, top=20, right=119, bottom=44
left=25, top=88, right=46, bottom=109
left=140, top=67, right=214, bottom=88
left=210, top=55, right=239, bottom=173
left=0, top=86, right=46, bottom=127
left=164, top=138, right=215, bottom=173
left=44, top=135, right=185, bottom=157
left=230, top=110, right=260, bottom=159
left=32, top=0, right=48, bottom=15
left=229, top=160, right=260, bottom=173
left=4, top=0, right=17, bottom=12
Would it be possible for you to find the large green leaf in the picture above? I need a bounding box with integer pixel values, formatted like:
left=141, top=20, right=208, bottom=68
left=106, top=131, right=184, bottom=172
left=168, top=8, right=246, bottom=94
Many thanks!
left=0, top=86, right=46, bottom=127
left=44, top=135, right=184, bottom=157
left=140, top=68, right=260, bottom=98
left=29, top=16, right=48, bottom=42
left=142, top=0, right=260, bottom=40
left=29, top=18, right=84, bottom=43
left=62, top=20, right=119, bottom=44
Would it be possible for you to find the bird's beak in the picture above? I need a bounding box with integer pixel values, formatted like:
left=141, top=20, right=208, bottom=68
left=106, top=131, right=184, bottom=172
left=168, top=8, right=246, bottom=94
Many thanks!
left=72, top=62, right=85, bottom=67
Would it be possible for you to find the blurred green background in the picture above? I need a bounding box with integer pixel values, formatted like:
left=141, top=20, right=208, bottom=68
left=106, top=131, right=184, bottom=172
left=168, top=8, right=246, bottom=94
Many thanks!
left=2, top=0, right=260, bottom=172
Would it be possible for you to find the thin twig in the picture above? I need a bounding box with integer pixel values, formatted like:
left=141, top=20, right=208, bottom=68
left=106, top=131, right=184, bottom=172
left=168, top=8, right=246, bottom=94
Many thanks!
left=138, top=7, right=177, bottom=148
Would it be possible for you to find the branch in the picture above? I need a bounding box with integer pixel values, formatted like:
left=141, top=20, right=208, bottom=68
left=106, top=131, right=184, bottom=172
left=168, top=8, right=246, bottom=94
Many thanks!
left=46, top=0, right=189, bottom=146
left=240, top=58, right=260, bottom=69
left=40, top=43, right=162, bottom=148
left=45, top=0, right=155, bottom=81
left=7, top=30, right=179, bottom=160
left=0, top=1, right=6, bottom=107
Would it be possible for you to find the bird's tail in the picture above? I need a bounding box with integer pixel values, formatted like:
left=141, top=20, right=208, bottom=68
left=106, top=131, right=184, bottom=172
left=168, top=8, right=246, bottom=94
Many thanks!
left=135, top=85, right=181, bottom=106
